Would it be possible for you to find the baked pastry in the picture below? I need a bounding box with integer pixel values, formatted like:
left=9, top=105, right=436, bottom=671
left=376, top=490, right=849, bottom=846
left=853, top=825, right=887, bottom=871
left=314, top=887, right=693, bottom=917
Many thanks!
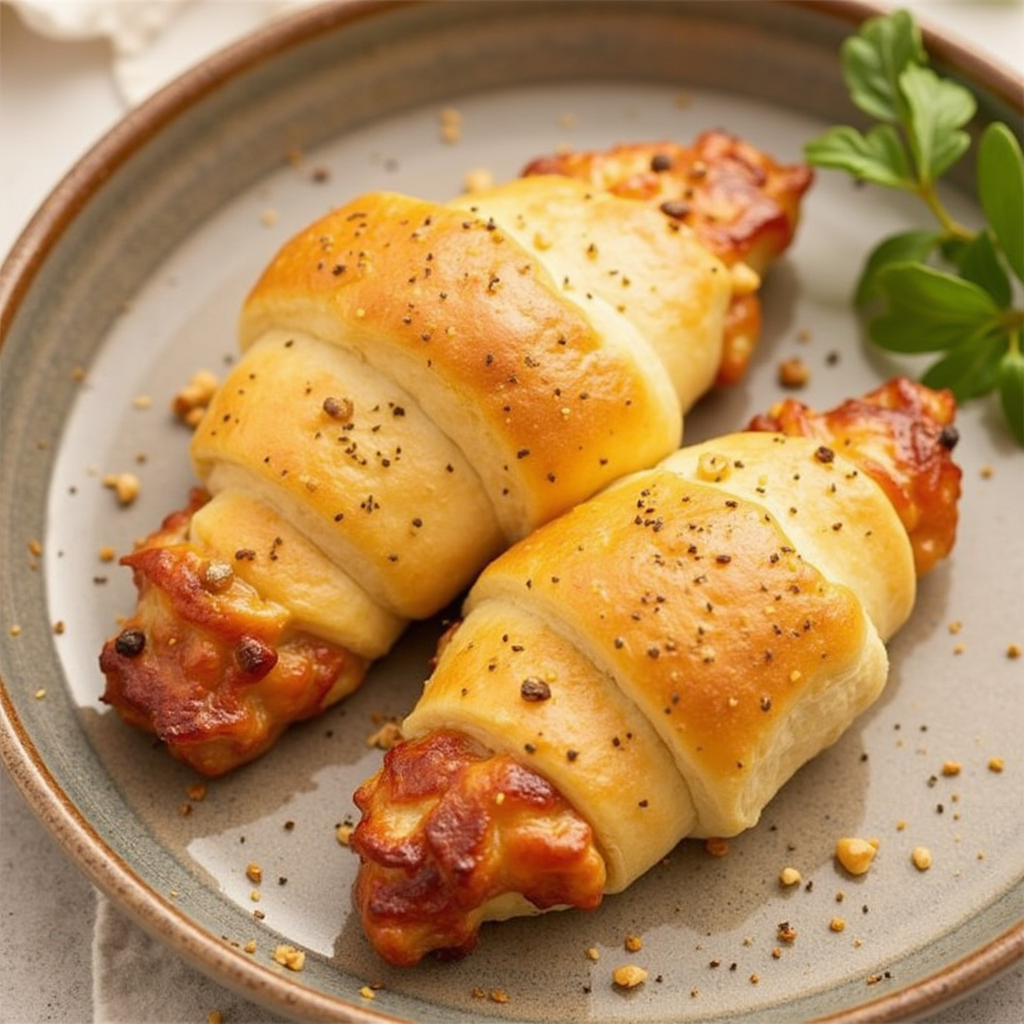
left=99, top=137, right=810, bottom=776
left=523, top=130, right=813, bottom=384
left=350, top=379, right=961, bottom=966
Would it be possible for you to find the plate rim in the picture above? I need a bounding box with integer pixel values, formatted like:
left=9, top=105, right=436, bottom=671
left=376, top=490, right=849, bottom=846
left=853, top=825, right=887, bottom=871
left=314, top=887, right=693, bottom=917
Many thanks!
left=2, top=1, right=1022, bottom=1021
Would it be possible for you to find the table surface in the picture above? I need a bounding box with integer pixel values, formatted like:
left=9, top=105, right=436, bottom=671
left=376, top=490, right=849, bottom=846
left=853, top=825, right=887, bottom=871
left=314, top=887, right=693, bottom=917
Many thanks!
left=2, top=1, right=1022, bottom=1021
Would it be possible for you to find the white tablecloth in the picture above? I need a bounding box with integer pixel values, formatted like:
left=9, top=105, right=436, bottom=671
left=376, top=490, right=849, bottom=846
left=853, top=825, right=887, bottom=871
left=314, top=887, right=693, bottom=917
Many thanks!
left=2, top=2, right=1022, bottom=1021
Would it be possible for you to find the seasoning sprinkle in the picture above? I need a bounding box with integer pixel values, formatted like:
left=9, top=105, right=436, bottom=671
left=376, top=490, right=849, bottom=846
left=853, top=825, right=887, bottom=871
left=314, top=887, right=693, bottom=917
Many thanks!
left=114, top=629, right=146, bottom=657
left=520, top=677, right=551, bottom=702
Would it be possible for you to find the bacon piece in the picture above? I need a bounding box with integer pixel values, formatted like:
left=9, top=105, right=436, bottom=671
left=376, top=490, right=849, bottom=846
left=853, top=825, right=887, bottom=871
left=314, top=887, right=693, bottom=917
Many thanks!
left=748, top=377, right=961, bottom=575
left=523, top=131, right=813, bottom=386
left=351, top=729, right=606, bottom=966
left=99, top=490, right=367, bottom=776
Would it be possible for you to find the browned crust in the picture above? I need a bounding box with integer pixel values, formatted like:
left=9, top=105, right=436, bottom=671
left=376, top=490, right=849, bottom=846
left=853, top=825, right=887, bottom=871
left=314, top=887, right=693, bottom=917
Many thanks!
left=99, top=491, right=367, bottom=776
left=523, top=130, right=813, bottom=274
left=351, top=729, right=606, bottom=966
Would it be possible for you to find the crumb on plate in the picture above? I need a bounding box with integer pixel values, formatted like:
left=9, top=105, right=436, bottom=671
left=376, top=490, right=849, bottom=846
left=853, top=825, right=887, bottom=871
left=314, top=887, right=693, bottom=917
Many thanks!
left=612, top=964, right=648, bottom=989
left=835, top=837, right=878, bottom=876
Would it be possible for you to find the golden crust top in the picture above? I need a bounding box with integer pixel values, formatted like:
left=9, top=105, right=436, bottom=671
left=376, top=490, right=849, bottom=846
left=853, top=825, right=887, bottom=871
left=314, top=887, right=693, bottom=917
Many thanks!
left=468, top=470, right=883, bottom=837
left=190, top=329, right=503, bottom=620
left=236, top=185, right=691, bottom=538
left=448, top=175, right=733, bottom=412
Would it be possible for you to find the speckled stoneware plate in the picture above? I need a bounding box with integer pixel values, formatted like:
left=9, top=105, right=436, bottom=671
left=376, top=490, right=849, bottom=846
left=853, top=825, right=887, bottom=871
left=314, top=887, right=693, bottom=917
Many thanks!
left=1, top=1, right=1022, bottom=1021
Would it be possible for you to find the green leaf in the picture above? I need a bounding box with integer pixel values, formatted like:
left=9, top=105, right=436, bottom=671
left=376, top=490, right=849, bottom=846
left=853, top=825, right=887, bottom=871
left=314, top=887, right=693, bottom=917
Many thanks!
left=899, top=64, right=976, bottom=183
left=842, top=10, right=925, bottom=123
left=956, top=230, right=1013, bottom=307
left=869, top=263, right=1002, bottom=352
left=804, top=124, right=912, bottom=189
left=978, top=122, right=1024, bottom=282
left=997, top=348, right=1024, bottom=445
left=921, top=333, right=1006, bottom=399
left=937, top=234, right=972, bottom=268
left=855, top=230, right=941, bottom=306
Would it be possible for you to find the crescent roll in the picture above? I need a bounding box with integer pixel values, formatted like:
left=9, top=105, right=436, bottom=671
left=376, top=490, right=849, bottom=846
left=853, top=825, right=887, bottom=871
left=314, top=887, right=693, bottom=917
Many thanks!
left=350, top=379, right=961, bottom=966
left=99, top=138, right=810, bottom=776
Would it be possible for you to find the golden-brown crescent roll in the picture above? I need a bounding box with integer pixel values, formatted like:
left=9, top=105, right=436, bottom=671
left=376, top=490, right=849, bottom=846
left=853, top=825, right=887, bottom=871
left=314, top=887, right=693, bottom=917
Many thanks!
left=350, top=379, right=961, bottom=966
left=100, top=138, right=809, bottom=776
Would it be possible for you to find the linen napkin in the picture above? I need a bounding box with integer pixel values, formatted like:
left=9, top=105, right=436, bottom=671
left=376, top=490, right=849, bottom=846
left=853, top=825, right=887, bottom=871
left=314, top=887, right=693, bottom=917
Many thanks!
left=7, top=0, right=315, bottom=104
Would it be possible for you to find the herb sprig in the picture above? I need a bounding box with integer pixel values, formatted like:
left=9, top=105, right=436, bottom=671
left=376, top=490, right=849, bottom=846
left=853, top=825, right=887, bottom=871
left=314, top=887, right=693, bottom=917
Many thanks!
left=804, top=9, right=1024, bottom=444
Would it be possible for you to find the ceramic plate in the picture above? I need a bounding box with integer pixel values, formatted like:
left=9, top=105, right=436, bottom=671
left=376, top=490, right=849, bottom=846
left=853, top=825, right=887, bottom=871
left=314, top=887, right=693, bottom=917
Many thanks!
left=1, top=2, right=1022, bottom=1021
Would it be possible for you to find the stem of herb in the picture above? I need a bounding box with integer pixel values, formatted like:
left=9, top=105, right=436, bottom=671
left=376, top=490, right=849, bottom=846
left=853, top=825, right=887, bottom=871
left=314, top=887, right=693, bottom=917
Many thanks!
left=1005, top=315, right=1022, bottom=358
left=915, top=182, right=974, bottom=243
